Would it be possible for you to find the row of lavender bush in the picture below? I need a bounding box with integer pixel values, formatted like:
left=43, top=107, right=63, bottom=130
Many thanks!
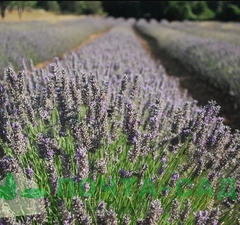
left=192, top=21, right=240, bottom=34
left=134, top=19, right=240, bottom=106
left=0, top=16, right=120, bottom=77
left=159, top=20, right=240, bottom=46
left=0, top=20, right=239, bottom=224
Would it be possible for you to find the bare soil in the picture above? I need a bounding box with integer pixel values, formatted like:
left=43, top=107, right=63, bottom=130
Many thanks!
left=34, top=29, right=111, bottom=69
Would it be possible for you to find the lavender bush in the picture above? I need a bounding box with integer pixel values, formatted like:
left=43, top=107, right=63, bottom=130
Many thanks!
left=160, top=20, right=240, bottom=46
left=195, top=21, right=240, bottom=34
left=0, top=20, right=240, bottom=224
left=135, top=19, right=240, bottom=106
left=0, top=16, right=120, bottom=76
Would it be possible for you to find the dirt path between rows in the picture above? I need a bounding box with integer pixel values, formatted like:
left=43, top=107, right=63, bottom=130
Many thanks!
left=34, top=28, right=111, bottom=69
left=133, top=27, right=240, bottom=131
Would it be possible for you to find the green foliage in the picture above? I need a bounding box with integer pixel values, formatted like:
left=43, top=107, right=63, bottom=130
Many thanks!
left=164, top=1, right=188, bottom=21
left=191, top=1, right=215, bottom=20
left=8, top=1, right=37, bottom=10
left=1, top=1, right=37, bottom=19
left=47, top=1, right=60, bottom=13
left=101, top=1, right=240, bottom=21
left=56, top=1, right=104, bottom=15
left=101, top=1, right=127, bottom=18
left=57, top=1, right=76, bottom=14
left=0, top=1, right=8, bottom=18
left=3, top=0, right=239, bottom=21
left=141, top=1, right=168, bottom=20
left=74, top=1, right=104, bottom=15
left=36, top=1, right=60, bottom=13
left=5, top=1, right=37, bottom=19
left=164, top=1, right=215, bottom=21
left=217, top=3, right=240, bottom=21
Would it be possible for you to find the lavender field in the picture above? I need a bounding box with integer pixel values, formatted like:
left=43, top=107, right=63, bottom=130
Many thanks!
left=0, top=18, right=240, bottom=225
left=160, top=20, right=240, bottom=46
left=135, top=19, right=240, bottom=107
left=0, top=16, right=119, bottom=76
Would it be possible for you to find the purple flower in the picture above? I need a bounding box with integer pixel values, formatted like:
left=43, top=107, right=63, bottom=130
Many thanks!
left=161, top=157, right=167, bottom=164
left=124, top=68, right=131, bottom=75
left=75, top=149, right=83, bottom=159
left=73, top=176, right=80, bottom=183
left=44, top=76, right=50, bottom=82
left=158, top=167, right=164, bottom=175
left=119, top=168, right=125, bottom=177
left=171, top=173, right=179, bottom=180
left=135, top=129, right=141, bottom=137
left=182, top=128, right=190, bottom=136
left=98, top=201, right=105, bottom=210
left=207, top=135, right=216, bottom=146
left=47, top=149, right=54, bottom=157
left=162, top=188, right=169, bottom=196
left=26, top=167, right=34, bottom=176
left=149, top=116, right=157, bottom=124
left=199, top=210, right=209, bottom=221
left=84, top=182, right=90, bottom=191
left=2, top=160, right=8, bottom=169
left=125, top=171, right=132, bottom=178
left=200, top=138, right=206, bottom=147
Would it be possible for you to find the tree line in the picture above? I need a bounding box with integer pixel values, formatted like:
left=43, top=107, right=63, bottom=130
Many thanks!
left=101, top=1, right=240, bottom=21
left=1, top=1, right=240, bottom=21
left=0, top=1, right=105, bottom=19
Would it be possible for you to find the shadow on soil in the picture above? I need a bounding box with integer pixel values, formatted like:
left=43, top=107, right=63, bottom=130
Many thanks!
left=134, top=25, right=240, bottom=131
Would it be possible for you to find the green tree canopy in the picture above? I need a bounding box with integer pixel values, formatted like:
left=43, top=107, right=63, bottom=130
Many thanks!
left=56, top=1, right=104, bottom=15
left=1, top=1, right=37, bottom=19
left=101, top=1, right=240, bottom=21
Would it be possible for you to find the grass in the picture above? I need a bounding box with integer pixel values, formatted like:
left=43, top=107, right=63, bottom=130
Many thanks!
left=0, top=9, right=85, bottom=23
left=1, top=106, right=232, bottom=224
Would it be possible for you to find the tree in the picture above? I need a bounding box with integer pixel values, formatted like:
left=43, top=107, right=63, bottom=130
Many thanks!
left=47, top=1, right=60, bottom=13
left=156, top=1, right=215, bottom=21
left=164, top=1, right=187, bottom=21
left=223, top=4, right=240, bottom=21
left=57, top=1, right=104, bottom=15
left=74, top=1, right=104, bottom=15
left=57, top=1, right=76, bottom=14
left=140, top=2, right=168, bottom=20
left=0, top=1, right=8, bottom=19
left=216, top=1, right=240, bottom=21
left=8, top=1, right=37, bottom=19
left=36, top=1, right=60, bottom=13
left=101, top=1, right=142, bottom=18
